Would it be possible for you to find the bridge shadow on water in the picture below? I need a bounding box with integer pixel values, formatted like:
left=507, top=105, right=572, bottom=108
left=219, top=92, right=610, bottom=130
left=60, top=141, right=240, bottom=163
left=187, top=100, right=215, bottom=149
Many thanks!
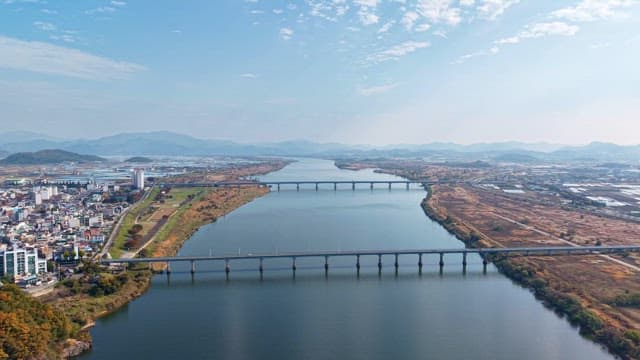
left=152, top=263, right=503, bottom=289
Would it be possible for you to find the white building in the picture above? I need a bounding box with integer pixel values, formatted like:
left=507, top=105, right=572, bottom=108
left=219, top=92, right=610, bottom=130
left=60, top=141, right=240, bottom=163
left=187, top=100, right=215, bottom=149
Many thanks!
left=0, top=246, right=47, bottom=278
left=133, top=169, right=145, bottom=189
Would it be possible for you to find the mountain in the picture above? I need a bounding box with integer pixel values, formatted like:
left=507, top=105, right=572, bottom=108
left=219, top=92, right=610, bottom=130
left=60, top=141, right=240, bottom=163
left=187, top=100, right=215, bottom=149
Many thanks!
left=0, top=131, right=637, bottom=163
left=124, top=156, right=153, bottom=163
left=550, top=142, right=640, bottom=162
left=0, top=131, right=64, bottom=145
left=0, top=149, right=106, bottom=165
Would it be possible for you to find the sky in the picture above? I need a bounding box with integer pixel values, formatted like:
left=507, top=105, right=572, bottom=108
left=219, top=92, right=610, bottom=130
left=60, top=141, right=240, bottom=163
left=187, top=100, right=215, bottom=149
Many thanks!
left=0, top=0, right=639, bottom=145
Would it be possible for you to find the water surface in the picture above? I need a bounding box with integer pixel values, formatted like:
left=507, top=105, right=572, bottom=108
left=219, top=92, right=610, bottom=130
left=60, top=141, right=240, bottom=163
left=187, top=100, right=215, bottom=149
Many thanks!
left=81, top=158, right=612, bottom=360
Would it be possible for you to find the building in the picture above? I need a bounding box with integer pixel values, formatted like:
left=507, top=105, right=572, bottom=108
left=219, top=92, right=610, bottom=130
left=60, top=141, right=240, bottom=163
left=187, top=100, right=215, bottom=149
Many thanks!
left=0, top=246, right=47, bottom=278
left=133, top=169, right=145, bottom=190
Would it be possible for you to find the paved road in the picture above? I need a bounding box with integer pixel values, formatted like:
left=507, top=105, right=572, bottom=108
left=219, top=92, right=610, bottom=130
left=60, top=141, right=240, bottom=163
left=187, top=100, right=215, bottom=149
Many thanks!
left=96, top=187, right=152, bottom=260
left=491, top=212, right=640, bottom=272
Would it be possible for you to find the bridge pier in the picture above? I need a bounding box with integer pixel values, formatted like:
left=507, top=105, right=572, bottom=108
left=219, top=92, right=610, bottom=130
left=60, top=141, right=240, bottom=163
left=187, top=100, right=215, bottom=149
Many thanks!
left=352, top=182, right=355, bottom=191
left=388, top=182, right=392, bottom=190
left=370, top=182, right=374, bottom=190
left=462, top=252, right=467, bottom=267
left=324, top=256, right=329, bottom=273
left=356, top=255, right=361, bottom=271
left=225, top=259, right=230, bottom=274
left=259, top=258, right=264, bottom=273
left=292, top=257, right=297, bottom=271
left=190, top=260, right=196, bottom=274
left=296, top=183, right=300, bottom=191
left=482, top=258, right=488, bottom=273
left=418, top=253, right=423, bottom=269
left=166, top=262, right=171, bottom=274
left=406, top=183, right=410, bottom=190
left=315, top=183, right=319, bottom=191
left=378, top=254, right=383, bottom=272
left=334, top=183, right=337, bottom=191
left=439, top=253, right=444, bottom=267
left=277, top=184, right=280, bottom=192
left=394, top=253, right=399, bottom=270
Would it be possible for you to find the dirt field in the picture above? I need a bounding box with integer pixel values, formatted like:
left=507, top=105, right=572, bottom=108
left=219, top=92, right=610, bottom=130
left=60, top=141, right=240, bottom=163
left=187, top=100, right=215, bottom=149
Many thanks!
left=427, top=184, right=640, bottom=357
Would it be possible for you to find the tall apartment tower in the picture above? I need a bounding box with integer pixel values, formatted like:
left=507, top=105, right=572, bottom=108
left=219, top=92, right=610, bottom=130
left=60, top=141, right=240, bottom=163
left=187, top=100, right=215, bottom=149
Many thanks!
left=133, top=169, right=145, bottom=190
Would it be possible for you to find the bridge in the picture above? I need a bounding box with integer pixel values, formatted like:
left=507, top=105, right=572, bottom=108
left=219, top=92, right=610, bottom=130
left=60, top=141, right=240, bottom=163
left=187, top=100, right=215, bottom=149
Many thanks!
left=162, top=180, right=444, bottom=191
left=101, top=245, right=640, bottom=274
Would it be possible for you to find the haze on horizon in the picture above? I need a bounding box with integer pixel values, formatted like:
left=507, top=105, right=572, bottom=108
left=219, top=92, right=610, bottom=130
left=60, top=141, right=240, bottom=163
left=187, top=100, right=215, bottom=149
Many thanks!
left=1, top=0, right=639, bottom=146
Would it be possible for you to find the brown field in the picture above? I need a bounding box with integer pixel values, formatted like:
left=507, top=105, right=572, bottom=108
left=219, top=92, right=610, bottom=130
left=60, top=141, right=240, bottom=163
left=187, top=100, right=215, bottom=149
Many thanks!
left=428, top=184, right=640, bottom=338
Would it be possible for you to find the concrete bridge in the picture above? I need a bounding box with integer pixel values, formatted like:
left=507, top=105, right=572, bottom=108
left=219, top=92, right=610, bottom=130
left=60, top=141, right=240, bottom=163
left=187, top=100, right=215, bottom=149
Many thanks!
left=162, top=180, right=446, bottom=191
left=101, top=245, right=640, bottom=274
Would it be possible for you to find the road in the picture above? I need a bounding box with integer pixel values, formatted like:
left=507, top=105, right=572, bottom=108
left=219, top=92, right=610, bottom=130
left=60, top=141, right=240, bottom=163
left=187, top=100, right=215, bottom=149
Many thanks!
left=96, top=187, right=152, bottom=260
left=491, top=212, right=640, bottom=272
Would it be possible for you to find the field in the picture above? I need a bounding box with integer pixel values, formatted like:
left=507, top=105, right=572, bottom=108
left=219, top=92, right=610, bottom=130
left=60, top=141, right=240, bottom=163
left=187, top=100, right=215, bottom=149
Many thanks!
left=426, top=184, right=640, bottom=358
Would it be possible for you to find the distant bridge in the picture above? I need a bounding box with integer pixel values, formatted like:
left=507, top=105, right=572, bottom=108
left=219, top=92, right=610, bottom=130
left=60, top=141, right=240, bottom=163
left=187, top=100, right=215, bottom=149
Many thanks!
left=101, top=245, right=640, bottom=274
left=161, top=180, right=450, bottom=191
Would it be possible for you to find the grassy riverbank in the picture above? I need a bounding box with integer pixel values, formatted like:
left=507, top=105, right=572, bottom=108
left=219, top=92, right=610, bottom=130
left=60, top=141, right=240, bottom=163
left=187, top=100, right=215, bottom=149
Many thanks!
left=41, top=186, right=269, bottom=358
left=421, top=187, right=640, bottom=360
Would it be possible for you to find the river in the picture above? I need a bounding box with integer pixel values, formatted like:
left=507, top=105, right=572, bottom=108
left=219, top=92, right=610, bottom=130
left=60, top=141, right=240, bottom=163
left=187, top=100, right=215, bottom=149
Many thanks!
left=80, top=158, right=612, bottom=360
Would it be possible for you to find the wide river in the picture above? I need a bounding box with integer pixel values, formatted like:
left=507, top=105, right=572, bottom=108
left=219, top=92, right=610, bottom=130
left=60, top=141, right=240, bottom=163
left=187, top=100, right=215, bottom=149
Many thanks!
left=81, top=158, right=612, bottom=359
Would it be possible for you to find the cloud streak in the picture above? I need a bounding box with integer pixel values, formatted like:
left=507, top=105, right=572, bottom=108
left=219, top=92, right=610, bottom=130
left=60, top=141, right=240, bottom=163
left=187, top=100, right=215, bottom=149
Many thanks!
left=0, top=36, right=145, bottom=80
left=367, top=40, right=430, bottom=63
left=358, top=82, right=398, bottom=96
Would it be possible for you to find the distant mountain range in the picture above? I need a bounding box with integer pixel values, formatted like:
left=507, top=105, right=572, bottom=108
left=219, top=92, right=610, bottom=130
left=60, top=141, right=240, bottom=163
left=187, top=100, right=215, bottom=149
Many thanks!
left=0, top=131, right=638, bottom=163
left=0, top=149, right=106, bottom=165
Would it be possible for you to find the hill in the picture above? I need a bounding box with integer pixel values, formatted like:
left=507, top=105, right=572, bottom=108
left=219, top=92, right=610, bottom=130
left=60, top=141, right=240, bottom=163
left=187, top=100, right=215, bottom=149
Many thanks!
left=124, top=156, right=153, bottom=163
left=0, top=149, right=106, bottom=165
left=0, top=283, right=72, bottom=359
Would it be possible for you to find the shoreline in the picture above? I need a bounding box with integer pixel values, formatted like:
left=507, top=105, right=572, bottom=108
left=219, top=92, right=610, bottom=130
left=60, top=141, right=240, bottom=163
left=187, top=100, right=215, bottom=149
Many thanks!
left=63, top=187, right=270, bottom=358
left=48, top=162, right=290, bottom=359
left=420, top=186, right=640, bottom=360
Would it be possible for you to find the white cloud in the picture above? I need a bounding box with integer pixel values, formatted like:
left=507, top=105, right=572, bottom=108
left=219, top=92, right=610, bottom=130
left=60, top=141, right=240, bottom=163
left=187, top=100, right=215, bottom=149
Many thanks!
left=358, top=7, right=379, bottom=25
left=401, top=11, right=419, bottom=30
left=551, top=0, right=635, bottom=22
left=460, top=0, right=475, bottom=6
left=85, top=6, right=116, bottom=14
left=280, top=27, right=294, bottom=40
left=367, top=40, right=430, bottom=63
left=354, top=0, right=378, bottom=7
left=0, top=35, right=145, bottom=80
left=33, top=21, right=56, bottom=31
left=477, top=0, right=520, bottom=20
left=453, top=51, right=485, bottom=64
left=273, top=8, right=283, bottom=14
left=358, top=82, right=399, bottom=96
left=41, top=9, right=57, bottom=14
left=240, top=73, right=257, bottom=78
left=49, top=34, right=76, bottom=43
left=416, top=0, right=461, bottom=25
left=520, top=21, right=580, bottom=38
left=377, top=20, right=395, bottom=33
left=495, top=21, right=580, bottom=44
left=415, top=23, right=431, bottom=32
left=110, top=1, right=126, bottom=6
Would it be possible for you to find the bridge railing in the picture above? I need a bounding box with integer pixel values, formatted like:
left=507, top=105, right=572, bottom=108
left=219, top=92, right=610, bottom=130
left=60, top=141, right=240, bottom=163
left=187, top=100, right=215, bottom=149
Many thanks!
left=100, top=245, right=640, bottom=275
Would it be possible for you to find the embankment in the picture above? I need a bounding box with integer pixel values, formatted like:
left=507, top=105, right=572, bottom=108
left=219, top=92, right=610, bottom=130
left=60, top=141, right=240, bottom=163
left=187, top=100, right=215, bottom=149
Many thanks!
left=420, top=188, right=640, bottom=360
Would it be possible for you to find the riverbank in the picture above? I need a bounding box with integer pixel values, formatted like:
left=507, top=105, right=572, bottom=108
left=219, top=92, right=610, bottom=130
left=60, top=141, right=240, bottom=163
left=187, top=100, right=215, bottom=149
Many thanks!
left=42, top=186, right=269, bottom=358
left=38, top=162, right=287, bottom=359
left=421, top=185, right=640, bottom=360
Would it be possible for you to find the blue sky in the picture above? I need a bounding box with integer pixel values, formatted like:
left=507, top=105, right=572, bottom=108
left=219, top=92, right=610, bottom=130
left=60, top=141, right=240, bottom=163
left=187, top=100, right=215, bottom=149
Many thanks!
left=1, top=0, right=639, bottom=145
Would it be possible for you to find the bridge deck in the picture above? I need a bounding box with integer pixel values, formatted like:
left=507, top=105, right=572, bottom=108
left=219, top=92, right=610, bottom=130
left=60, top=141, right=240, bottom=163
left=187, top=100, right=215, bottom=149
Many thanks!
left=101, top=245, right=640, bottom=264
